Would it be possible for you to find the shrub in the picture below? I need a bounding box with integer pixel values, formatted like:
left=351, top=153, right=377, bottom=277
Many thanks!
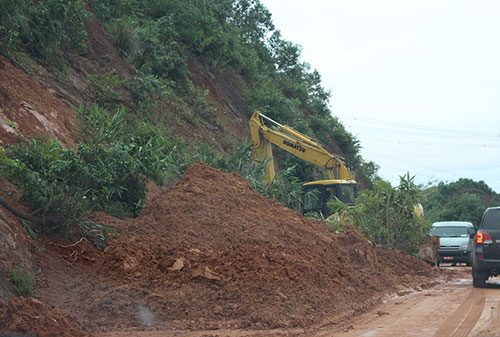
left=23, top=0, right=87, bottom=67
left=0, top=0, right=29, bottom=49
left=335, top=173, right=429, bottom=253
left=89, top=73, right=124, bottom=109
left=108, top=16, right=141, bottom=58
left=10, top=267, right=33, bottom=297
left=0, top=139, right=146, bottom=231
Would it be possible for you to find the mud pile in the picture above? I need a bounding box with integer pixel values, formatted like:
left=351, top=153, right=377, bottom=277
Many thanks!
left=0, top=297, right=88, bottom=337
left=89, top=163, right=436, bottom=330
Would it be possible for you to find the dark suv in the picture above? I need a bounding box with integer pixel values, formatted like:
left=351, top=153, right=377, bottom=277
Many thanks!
left=468, top=207, right=500, bottom=287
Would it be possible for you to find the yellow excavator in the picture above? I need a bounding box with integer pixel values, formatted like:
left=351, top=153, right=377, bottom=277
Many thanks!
left=249, top=111, right=358, bottom=217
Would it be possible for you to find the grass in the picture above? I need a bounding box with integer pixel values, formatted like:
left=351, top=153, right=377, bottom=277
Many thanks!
left=10, top=267, right=33, bottom=297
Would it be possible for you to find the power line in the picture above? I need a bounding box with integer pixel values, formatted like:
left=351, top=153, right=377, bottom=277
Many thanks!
left=340, top=115, right=500, bottom=138
left=362, top=137, right=500, bottom=148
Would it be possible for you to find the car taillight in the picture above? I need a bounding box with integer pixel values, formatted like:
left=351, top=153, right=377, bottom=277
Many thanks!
left=476, top=230, right=492, bottom=244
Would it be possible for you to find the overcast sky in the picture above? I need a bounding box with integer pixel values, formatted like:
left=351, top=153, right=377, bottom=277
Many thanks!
left=260, top=0, right=500, bottom=192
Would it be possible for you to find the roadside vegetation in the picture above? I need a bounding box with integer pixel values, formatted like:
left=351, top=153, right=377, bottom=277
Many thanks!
left=0, top=0, right=367, bottom=238
left=327, top=174, right=428, bottom=254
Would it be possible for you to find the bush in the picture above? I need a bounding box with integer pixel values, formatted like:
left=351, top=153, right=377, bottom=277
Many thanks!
left=10, top=267, right=33, bottom=297
left=0, top=0, right=29, bottom=49
left=1, top=0, right=88, bottom=67
left=337, top=174, right=429, bottom=253
left=0, top=139, right=146, bottom=231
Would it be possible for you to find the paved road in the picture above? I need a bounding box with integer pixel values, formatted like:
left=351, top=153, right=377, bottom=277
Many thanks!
left=98, top=267, right=500, bottom=337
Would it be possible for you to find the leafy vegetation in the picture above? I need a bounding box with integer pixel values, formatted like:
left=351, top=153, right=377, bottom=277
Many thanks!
left=0, top=0, right=88, bottom=68
left=1, top=0, right=384, bottom=247
left=329, top=174, right=428, bottom=253
left=10, top=267, right=33, bottom=297
left=422, top=178, right=500, bottom=226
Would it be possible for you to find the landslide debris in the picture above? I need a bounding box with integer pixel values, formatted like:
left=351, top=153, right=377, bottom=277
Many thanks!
left=0, top=297, right=88, bottom=337
left=83, top=162, right=436, bottom=330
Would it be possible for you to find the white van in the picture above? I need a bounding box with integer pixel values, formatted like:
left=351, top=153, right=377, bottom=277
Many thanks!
left=429, top=221, right=474, bottom=266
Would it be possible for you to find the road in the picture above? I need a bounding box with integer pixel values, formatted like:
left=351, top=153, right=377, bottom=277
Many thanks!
left=325, top=267, right=500, bottom=337
left=99, top=267, right=500, bottom=337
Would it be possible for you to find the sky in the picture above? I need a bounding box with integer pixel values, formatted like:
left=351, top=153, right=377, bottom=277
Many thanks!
left=260, top=0, right=500, bottom=192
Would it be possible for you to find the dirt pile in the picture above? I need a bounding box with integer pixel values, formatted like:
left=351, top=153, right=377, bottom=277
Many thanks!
left=84, top=162, right=436, bottom=330
left=0, top=297, right=88, bottom=337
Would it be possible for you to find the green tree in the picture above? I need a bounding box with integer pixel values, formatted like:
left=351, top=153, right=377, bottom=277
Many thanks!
left=423, top=178, right=500, bottom=226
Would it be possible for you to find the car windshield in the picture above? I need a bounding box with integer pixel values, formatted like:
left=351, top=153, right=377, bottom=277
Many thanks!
left=429, top=226, right=469, bottom=238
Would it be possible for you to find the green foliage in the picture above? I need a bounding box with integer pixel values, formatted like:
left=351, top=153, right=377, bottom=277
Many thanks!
left=422, top=178, right=500, bottom=226
left=0, top=0, right=29, bottom=49
left=79, top=220, right=117, bottom=251
left=343, top=174, right=429, bottom=253
left=125, top=71, right=172, bottom=114
left=0, top=0, right=88, bottom=67
left=0, top=105, right=181, bottom=232
left=10, top=267, right=33, bottom=297
left=1, top=0, right=379, bottom=234
left=89, top=73, right=124, bottom=109
left=256, top=168, right=303, bottom=210
left=325, top=199, right=352, bottom=233
left=124, top=120, right=188, bottom=185
left=84, top=0, right=377, bottom=186
left=77, top=105, right=126, bottom=144
left=108, top=16, right=141, bottom=58
left=0, top=139, right=145, bottom=231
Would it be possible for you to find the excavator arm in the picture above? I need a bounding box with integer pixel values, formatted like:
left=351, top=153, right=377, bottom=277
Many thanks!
left=249, top=111, right=353, bottom=183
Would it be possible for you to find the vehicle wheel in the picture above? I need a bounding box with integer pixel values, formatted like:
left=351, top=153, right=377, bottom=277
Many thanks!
left=472, top=272, right=488, bottom=288
left=466, top=261, right=472, bottom=267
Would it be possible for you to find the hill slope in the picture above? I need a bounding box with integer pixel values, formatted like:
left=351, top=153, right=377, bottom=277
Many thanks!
left=0, top=0, right=376, bottom=183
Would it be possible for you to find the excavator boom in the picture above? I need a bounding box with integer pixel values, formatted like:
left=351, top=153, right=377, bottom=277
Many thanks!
left=249, top=111, right=354, bottom=183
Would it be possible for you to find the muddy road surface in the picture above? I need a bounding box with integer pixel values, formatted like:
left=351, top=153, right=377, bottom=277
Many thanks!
left=97, top=266, right=500, bottom=337
left=327, top=266, right=500, bottom=337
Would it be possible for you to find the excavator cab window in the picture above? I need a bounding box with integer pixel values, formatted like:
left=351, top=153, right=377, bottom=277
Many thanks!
left=303, top=188, right=322, bottom=211
left=325, top=186, right=338, bottom=203
left=336, top=184, right=357, bottom=205
left=302, top=183, right=358, bottom=217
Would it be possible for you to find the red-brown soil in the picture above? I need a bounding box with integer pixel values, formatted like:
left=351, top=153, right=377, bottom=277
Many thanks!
left=0, top=297, right=88, bottom=337
left=0, top=56, right=79, bottom=146
left=0, top=181, right=36, bottom=301
left=21, top=163, right=437, bottom=334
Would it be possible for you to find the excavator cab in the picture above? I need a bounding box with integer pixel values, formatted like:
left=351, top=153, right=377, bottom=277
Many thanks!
left=302, top=180, right=358, bottom=218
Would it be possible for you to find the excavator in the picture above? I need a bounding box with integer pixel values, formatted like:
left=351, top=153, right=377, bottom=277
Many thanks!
left=249, top=111, right=358, bottom=218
